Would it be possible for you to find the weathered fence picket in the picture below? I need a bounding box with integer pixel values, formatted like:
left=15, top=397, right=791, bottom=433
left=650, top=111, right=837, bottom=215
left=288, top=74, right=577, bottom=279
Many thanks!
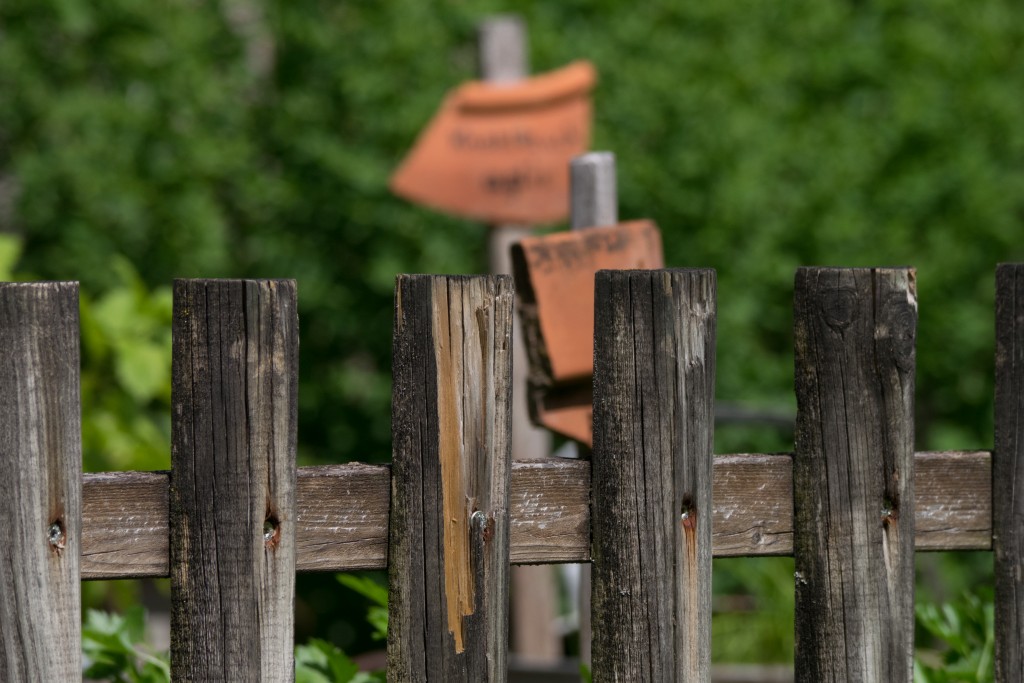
left=169, top=279, right=298, bottom=681
left=995, top=264, right=1024, bottom=683
left=388, top=275, right=514, bottom=681
left=591, top=269, right=716, bottom=682
left=0, top=283, right=82, bottom=682
left=793, top=268, right=917, bottom=682
left=1, top=264, right=1021, bottom=682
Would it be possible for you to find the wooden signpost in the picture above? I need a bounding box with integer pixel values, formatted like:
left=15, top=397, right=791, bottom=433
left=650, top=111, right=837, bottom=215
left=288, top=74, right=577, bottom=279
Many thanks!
left=390, top=53, right=594, bottom=225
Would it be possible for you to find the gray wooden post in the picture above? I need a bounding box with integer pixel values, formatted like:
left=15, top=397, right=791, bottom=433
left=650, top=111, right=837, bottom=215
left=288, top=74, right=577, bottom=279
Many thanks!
left=388, top=275, right=514, bottom=681
left=169, top=279, right=298, bottom=681
left=478, top=15, right=561, bottom=665
left=995, top=264, right=1024, bottom=682
left=591, top=269, right=716, bottom=681
left=793, top=268, right=916, bottom=682
left=570, top=150, right=618, bottom=668
left=0, top=282, right=82, bottom=682
left=570, top=151, right=618, bottom=231
left=477, top=15, right=527, bottom=84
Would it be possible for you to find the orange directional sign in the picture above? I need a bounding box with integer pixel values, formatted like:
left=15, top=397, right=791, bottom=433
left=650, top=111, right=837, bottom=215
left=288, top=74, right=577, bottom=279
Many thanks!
left=390, top=61, right=596, bottom=224
left=511, top=220, right=664, bottom=445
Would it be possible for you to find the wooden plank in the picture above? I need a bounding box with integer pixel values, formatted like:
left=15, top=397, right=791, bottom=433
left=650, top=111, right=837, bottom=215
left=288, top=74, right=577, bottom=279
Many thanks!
left=793, top=268, right=916, bottom=682
left=83, top=471, right=169, bottom=578
left=389, top=275, right=514, bottom=681
left=296, top=463, right=390, bottom=572
left=995, top=263, right=1024, bottom=682
left=78, top=450, right=992, bottom=578
left=0, top=282, right=82, bottom=682
left=591, top=269, right=716, bottom=682
left=914, top=450, right=991, bottom=551
left=169, top=279, right=298, bottom=681
left=509, top=459, right=590, bottom=564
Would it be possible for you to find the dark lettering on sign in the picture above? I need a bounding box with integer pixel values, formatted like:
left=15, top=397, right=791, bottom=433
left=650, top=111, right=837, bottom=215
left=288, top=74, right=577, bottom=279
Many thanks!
left=526, top=244, right=555, bottom=273
left=483, top=169, right=555, bottom=197
left=582, top=229, right=631, bottom=255
left=450, top=125, right=581, bottom=151
left=485, top=171, right=528, bottom=196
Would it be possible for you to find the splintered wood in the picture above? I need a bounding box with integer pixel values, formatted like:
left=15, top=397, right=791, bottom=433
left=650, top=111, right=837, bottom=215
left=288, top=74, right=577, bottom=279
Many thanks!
left=389, top=275, right=513, bottom=681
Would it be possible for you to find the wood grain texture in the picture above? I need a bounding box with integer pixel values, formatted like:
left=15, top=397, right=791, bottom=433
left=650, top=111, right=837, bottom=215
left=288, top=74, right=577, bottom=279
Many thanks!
left=296, top=464, right=390, bottom=572
left=169, top=279, right=298, bottom=682
left=793, top=268, right=916, bottom=683
left=509, top=459, right=590, bottom=564
left=389, top=275, right=513, bottom=682
left=78, top=450, right=990, bottom=578
left=995, top=264, right=1024, bottom=683
left=0, top=283, right=82, bottom=682
left=83, top=471, right=169, bottom=578
left=591, top=269, right=716, bottom=682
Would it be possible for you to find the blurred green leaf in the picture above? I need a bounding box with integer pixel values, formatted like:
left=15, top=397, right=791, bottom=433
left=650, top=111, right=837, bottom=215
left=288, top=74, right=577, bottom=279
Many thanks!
left=338, top=574, right=389, bottom=642
left=82, top=607, right=170, bottom=683
left=0, top=235, right=23, bottom=280
left=915, top=590, right=994, bottom=682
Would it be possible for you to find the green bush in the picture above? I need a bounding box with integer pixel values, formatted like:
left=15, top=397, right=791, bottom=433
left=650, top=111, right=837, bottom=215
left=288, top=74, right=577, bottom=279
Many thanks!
left=4, top=0, right=1022, bottom=463
left=82, top=606, right=385, bottom=683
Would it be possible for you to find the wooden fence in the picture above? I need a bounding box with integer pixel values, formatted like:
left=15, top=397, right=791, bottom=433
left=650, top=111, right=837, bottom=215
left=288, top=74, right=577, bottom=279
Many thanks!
left=0, top=265, right=1020, bottom=682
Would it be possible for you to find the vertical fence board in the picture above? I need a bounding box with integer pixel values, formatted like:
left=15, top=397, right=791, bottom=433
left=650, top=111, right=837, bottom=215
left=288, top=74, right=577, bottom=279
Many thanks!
left=995, top=263, right=1024, bottom=682
left=388, top=275, right=514, bottom=682
left=0, top=283, right=81, bottom=682
left=793, top=268, right=916, bottom=682
left=591, top=269, right=716, bottom=682
left=169, top=279, right=298, bottom=682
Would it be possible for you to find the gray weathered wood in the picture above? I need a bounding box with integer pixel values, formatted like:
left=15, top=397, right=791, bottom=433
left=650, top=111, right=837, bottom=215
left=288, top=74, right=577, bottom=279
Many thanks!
left=0, top=282, right=82, bottom=682
left=995, top=263, right=1024, bottom=682
left=793, top=268, right=916, bottom=683
left=169, top=279, right=298, bottom=682
left=83, top=470, right=169, bottom=579
left=477, top=15, right=527, bottom=83
left=77, top=449, right=990, bottom=579
left=389, top=275, right=514, bottom=682
left=570, top=152, right=618, bottom=230
left=591, top=269, right=716, bottom=682
left=295, top=463, right=390, bottom=572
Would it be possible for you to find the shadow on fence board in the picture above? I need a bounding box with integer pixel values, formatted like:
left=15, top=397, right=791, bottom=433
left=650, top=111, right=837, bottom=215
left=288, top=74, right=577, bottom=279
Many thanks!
left=0, top=265, right=1019, bottom=681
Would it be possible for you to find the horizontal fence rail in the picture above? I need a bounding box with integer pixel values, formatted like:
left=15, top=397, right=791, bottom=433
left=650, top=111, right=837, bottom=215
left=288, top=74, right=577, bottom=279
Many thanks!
left=78, top=449, right=992, bottom=579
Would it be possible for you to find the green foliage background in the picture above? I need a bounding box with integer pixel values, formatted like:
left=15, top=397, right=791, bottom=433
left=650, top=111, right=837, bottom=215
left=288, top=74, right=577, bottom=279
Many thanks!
left=3, top=0, right=1021, bottom=663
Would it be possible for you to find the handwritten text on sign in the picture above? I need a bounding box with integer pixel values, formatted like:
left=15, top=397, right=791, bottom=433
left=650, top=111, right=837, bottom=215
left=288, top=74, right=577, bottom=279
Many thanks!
left=389, top=62, right=596, bottom=224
